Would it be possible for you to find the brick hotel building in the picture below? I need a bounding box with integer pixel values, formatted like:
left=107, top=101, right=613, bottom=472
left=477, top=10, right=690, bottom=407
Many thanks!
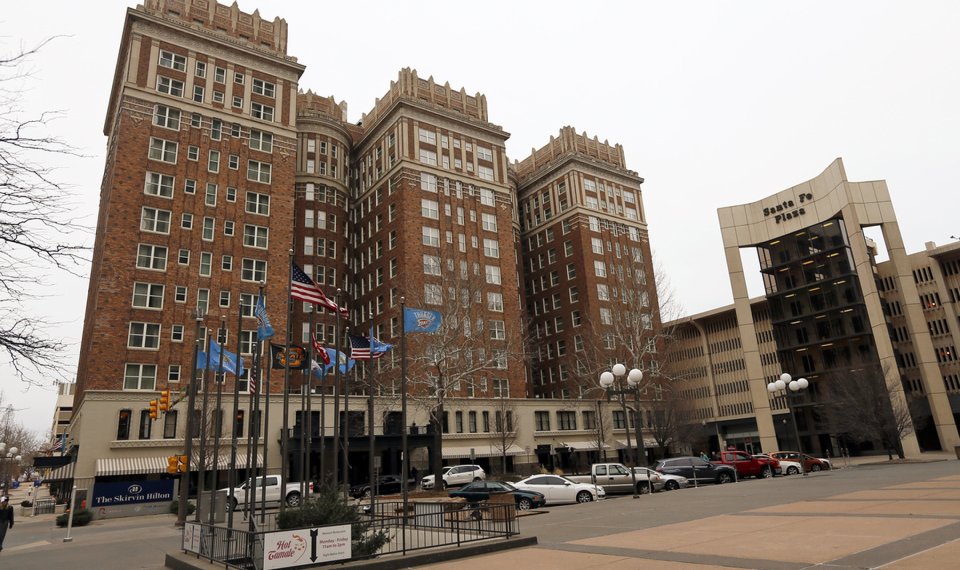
left=60, top=0, right=659, bottom=501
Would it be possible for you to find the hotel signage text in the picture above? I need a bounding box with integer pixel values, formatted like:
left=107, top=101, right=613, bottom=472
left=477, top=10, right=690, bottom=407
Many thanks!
left=763, top=192, right=813, bottom=224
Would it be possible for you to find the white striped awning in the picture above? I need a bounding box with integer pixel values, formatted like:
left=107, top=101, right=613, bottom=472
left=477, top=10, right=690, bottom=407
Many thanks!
left=47, top=462, right=75, bottom=481
left=559, top=441, right=610, bottom=451
left=96, top=453, right=263, bottom=476
left=616, top=439, right=659, bottom=449
left=441, top=445, right=525, bottom=459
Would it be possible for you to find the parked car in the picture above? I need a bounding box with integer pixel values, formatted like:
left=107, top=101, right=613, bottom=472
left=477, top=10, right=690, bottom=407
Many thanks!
left=713, top=450, right=779, bottom=478
left=221, top=475, right=311, bottom=511
left=349, top=475, right=415, bottom=499
left=769, top=451, right=829, bottom=473
left=449, top=480, right=546, bottom=510
left=421, top=464, right=485, bottom=490
left=654, top=457, right=737, bottom=485
left=566, top=463, right=656, bottom=495
left=513, top=474, right=606, bottom=504
left=630, top=467, right=667, bottom=492
left=634, top=466, right=686, bottom=490
left=755, top=454, right=802, bottom=476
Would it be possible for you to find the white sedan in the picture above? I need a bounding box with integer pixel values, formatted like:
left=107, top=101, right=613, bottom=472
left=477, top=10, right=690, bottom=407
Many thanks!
left=513, top=474, right=606, bottom=504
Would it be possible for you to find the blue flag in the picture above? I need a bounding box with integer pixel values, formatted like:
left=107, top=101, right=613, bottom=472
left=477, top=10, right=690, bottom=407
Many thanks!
left=324, top=348, right=355, bottom=375
left=255, top=295, right=275, bottom=341
left=403, top=307, right=442, bottom=334
left=197, top=339, right=246, bottom=376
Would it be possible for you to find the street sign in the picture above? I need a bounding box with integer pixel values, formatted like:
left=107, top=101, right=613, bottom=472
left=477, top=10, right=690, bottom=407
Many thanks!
left=263, top=524, right=351, bottom=569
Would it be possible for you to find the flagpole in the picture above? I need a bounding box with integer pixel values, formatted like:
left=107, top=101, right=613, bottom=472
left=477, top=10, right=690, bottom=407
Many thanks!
left=299, top=331, right=307, bottom=504
left=343, top=325, right=352, bottom=497
left=280, top=249, right=294, bottom=515
left=368, top=326, right=376, bottom=514
left=400, top=297, right=409, bottom=553
left=304, top=305, right=315, bottom=504
left=196, top=327, right=211, bottom=523
left=318, top=347, right=326, bottom=487
left=227, top=305, right=244, bottom=529
left=176, top=313, right=204, bottom=527
left=245, top=331, right=260, bottom=532
left=209, top=316, right=226, bottom=528
left=260, top=349, right=272, bottom=524
left=332, top=288, right=341, bottom=494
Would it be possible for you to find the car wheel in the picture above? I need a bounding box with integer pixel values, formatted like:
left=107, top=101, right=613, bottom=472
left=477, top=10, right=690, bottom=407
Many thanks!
left=787, top=466, right=799, bottom=476
left=811, top=464, right=822, bottom=472
left=361, top=489, right=371, bottom=499
left=226, top=497, right=238, bottom=512
left=517, top=497, right=532, bottom=511
left=759, top=467, right=772, bottom=479
left=717, top=472, right=733, bottom=484
left=473, top=477, right=482, bottom=482
left=665, top=480, right=679, bottom=491
left=576, top=491, right=593, bottom=503
left=637, top=483, right=651, bottom=495
left=285, top=491, right=301, bottom=507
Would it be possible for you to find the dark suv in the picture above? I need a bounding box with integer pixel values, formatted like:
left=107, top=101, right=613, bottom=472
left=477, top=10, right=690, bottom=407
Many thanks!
left=655, top=457, right=736, bottom=485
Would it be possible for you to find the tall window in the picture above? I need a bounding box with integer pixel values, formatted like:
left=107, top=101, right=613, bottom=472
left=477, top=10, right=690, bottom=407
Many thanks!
left=117, top=409, right=132, bottom=440
left=535, top=411, right=551, bottom=431
left=245, top=192, right=270, bottom=215
left=139, top=410, right=152, bottom=439
left=249, top=130, right=273, bottom=152
left=422, top=227, right=440, bottom=247
left=251, top=102, right=274, bottom=121
left=558, top=411, right=577, bottom=430
left=485, top=265, right=501, bottom=285
left=164, top=410, right=178, bottom=439
left=243, top=225, right=269, bottom=249
left=241, top=258, right=267, bottom=282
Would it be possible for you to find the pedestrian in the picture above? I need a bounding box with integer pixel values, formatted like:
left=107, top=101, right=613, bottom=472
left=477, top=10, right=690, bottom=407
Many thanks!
left=700, top=451, right=710, bottom=461
left=0, top=496, right=14, bottom=552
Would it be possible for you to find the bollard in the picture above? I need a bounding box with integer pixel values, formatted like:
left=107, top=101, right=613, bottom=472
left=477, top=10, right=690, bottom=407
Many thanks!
left=63, top=485, right=78, bottom=543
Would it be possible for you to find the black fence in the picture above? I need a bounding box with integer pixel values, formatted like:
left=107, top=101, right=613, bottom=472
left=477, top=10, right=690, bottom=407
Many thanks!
left=182, top=500, right=519, bottom=569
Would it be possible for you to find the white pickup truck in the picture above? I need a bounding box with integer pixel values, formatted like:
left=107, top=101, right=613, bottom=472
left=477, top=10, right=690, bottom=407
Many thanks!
left=566, top=463, right=657, bottom=495
left=220, top=475, right=312, bottom=511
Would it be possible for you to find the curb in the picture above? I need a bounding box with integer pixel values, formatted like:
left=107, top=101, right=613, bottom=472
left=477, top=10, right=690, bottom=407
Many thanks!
left=166, top=535, right=538, bottom=569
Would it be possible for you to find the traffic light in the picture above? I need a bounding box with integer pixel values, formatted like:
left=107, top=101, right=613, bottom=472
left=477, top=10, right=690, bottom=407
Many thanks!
left=178, top=455, right=188, bottom=473
left=158, top=390, right=170, bottom=412
left=166, top=454, right=188, bottom=474
left=149, top=399, right=159, bottom=420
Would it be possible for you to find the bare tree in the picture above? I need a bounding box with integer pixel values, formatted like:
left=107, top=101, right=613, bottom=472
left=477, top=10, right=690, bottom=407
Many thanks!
left=0, top=38, right=86, bottom=382
left=489, top=396, right=518, bottom=476
left=405, top=267, right=525, bottom=483
left=820, top=361, right=915, bottom=460
left=0, top=392, right=41, bottom=487
left=643, top=384, right=700, bottom=459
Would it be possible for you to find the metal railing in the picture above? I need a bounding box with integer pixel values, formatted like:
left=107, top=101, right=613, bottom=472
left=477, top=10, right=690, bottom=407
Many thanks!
left=183, top=500, right=519, bottom=569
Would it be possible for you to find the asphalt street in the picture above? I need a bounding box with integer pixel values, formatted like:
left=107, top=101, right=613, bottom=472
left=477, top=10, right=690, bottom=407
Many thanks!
left=3, top=458, right=958, bottom=569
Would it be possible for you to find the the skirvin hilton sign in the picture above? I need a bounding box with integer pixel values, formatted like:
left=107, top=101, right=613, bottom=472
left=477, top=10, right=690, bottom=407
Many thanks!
left=763, top=192, right=813, bottom=224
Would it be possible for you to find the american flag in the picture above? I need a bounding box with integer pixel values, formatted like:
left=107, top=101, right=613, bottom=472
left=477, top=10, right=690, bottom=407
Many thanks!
left=312, top=333, right=331, bottom=365
left=291, top=263, right=347, bottom=319
left=349, top=335, right=392, bottom=360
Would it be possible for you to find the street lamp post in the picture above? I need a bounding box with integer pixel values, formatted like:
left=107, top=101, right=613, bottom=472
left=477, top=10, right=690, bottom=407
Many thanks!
left=0, top=443, right=22, bottom=496
left=600, top=364, right=643, bottom=499
left=767, top=372, right=809, bottom=472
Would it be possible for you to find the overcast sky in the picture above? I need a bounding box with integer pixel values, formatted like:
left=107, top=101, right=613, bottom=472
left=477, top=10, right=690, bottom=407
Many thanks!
left=1, top=1, right=957, bottom=435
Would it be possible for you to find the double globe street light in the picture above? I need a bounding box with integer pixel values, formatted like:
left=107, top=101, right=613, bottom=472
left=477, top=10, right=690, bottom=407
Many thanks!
left=0, top=442, right=22, bottom=495
left=600, top=364, right=644, bottom=498
left=767, top=373, right=809, bottom=471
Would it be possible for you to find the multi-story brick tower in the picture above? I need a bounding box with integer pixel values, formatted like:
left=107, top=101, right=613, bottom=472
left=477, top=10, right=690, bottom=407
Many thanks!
left=75, top=0, right=304, bottom=430
left=345, top=69, right=526, bottom=401
left=517, top=128, right=657, bottom=400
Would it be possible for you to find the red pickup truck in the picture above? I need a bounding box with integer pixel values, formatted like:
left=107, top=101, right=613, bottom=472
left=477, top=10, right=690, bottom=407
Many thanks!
left=712, top=450, right=779, bottom=479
